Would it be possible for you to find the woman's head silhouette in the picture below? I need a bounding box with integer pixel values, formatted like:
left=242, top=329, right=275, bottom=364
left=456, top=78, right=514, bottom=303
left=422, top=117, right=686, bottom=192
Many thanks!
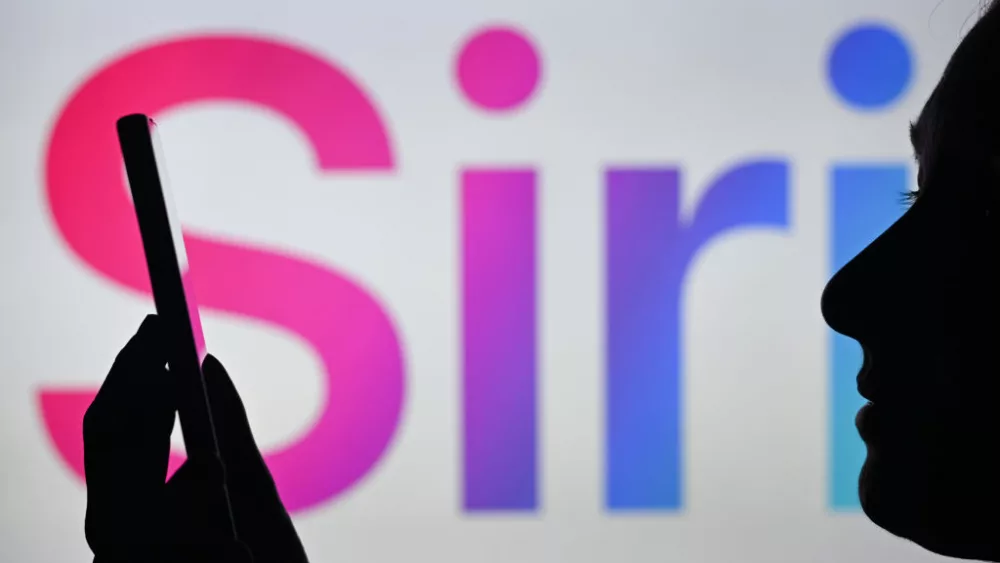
left=822, top=2, right=1000, bottom=559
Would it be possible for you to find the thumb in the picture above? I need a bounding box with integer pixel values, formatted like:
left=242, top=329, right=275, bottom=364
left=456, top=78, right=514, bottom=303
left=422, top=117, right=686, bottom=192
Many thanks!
left=202, top=355, right=308, bottom=563
left=201, top=354, right=272, bottom=482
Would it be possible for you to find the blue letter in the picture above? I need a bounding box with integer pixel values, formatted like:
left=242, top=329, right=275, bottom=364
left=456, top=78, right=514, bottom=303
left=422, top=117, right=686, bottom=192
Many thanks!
left=829, top=164, right=908, bottom=509
left=606, top=159, right=790, bottom=510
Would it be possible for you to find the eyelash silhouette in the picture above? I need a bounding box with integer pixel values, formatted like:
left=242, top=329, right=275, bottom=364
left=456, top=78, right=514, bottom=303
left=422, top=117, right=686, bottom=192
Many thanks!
left=899, top=189, right=920, bottom=207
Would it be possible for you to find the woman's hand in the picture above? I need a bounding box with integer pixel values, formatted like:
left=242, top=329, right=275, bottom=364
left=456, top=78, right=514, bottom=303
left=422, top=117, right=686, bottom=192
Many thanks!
left=83, top=315, right=308, bottom=562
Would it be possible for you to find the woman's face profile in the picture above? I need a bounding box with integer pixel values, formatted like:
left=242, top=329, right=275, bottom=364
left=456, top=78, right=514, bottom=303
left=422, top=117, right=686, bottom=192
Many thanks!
left=821, top=4, right=1000, bottom=560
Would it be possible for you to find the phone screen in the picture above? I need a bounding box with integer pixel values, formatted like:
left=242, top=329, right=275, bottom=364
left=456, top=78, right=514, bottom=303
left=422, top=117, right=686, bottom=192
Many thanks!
left=149, top=121, right=207, bottom=360
left=118, top=114, right=237, bottom=540
left=117, top=113, right=218, bottom=460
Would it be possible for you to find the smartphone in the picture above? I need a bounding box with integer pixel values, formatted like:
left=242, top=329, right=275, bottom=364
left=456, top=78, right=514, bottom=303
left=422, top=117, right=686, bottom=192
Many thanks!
left=115, top=113, right=219, bottom=462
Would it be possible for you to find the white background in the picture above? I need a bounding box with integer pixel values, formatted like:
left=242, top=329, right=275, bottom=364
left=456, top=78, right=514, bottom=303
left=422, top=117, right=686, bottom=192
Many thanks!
left=0, top=0, right=984, bottom=561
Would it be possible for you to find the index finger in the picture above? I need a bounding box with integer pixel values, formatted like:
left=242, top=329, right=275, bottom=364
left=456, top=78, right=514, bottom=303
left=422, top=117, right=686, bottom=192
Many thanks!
left=84, top=315, right=176, bottom=554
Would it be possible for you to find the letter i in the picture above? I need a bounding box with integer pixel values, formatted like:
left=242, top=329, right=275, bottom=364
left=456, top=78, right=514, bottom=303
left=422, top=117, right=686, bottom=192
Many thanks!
left=825, top=23, right=914, bottom=510
left=455, top=25, right=544, bottom=511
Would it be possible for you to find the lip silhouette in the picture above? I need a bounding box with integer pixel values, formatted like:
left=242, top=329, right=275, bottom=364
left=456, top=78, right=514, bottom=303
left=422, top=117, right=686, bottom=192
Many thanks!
left=856, top=400, right=877, bottom=443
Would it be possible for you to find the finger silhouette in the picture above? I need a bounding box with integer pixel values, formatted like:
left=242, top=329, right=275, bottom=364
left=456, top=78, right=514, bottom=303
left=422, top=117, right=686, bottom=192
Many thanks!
left=84, top=315, right=175, bottom=557
left=162, top=455, right=253, bottom=562
left=201, top=355, right=268, bottom=473
left=201, top=354, right=308, bottom=563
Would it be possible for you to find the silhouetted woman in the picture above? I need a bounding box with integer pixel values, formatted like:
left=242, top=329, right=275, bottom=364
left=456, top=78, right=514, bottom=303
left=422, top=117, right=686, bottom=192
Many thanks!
left=84, top=3, right=1000, bottom=562
left=823, top=2, right=1000, bottom=560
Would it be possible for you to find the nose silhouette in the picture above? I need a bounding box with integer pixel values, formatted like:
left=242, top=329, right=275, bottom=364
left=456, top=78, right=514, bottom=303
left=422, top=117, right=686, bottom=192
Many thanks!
left=821, top=208, right=916, bottom=343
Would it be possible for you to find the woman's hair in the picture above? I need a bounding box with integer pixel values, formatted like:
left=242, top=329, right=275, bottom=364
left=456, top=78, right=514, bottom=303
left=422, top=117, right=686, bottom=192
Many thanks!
left=919, top=2, right=1000, bottom=166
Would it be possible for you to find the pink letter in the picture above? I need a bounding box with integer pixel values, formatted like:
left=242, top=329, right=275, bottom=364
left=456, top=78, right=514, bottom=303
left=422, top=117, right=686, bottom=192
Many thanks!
left=40, top=35, right=405, bottom=512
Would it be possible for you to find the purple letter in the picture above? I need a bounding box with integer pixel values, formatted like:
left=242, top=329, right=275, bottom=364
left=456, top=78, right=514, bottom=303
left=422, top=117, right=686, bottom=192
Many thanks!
left=462, top=169, right=537, bottom=511
left=606, top=160, right=789, bottom=510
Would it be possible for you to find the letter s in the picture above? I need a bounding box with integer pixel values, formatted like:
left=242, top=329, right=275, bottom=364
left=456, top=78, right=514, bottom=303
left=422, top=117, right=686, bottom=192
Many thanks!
left=38, top=35, right=405, bottom=513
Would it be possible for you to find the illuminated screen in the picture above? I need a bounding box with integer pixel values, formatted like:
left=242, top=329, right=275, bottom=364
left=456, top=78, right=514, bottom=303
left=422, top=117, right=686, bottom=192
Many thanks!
left=0, top=1, right=975, bottom=561
left=148, top=118, right=209, bottom=360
